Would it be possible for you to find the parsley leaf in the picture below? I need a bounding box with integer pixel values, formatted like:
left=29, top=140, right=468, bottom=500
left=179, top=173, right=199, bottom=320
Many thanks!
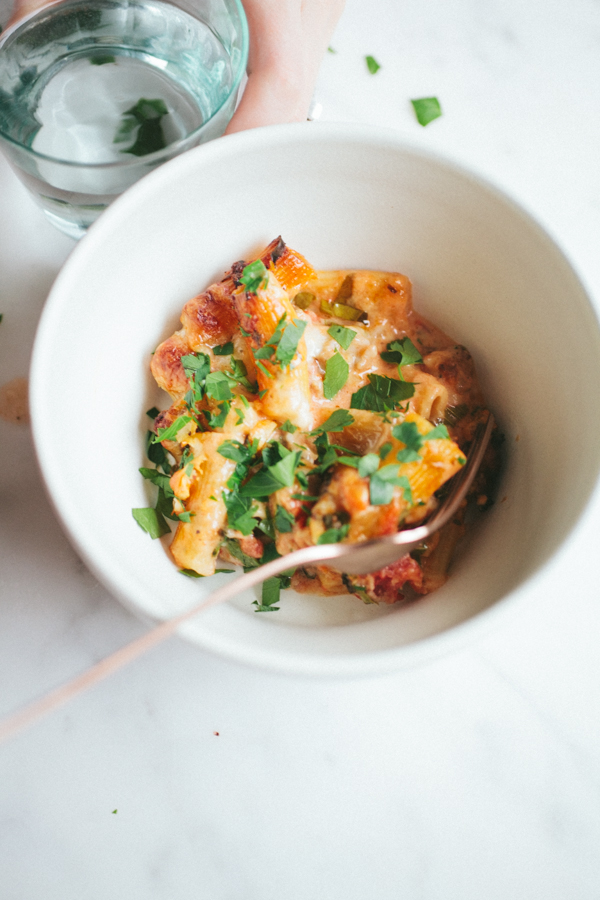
left=357, top=453, right=380, bottom=478
left=254, top=576, right=282, bottom=611
left=327, top=324, right=357, bottom=350
left=240, top=259, right=268, bottom=293
left=139, top=467, right=173, bottom=494
left=218, top=439, right=256, bottom=464
left=317, top=524, right=350, bottom=544
left=206, top=401, right=230, bottom=428
left=365, top=55, right=381, bottom=74
left=276, top=319, right=307, bottom=367
left=280, top=419, right=297, bottom=434
left=239, top=446, right=302, bottom=498
left=204, top=371, right=233, bottom=401
left=311, top=409, right=355, bottom=434
left=380, top=337, right=423, bottom=366
left=350, top=374, right=415, bottom=412
left=323, top=352, right=349, bottom=399
left=213, top=342, right=233, bottom=356
left=274, top=505, right=295, bottom=533
left=153, top=414, right=192, bottom=443
left=132, top=506, right=171, bottom=539
left=369, top=465, right=413, bottom=506
left=411, top=96, right=442, bottom=127
left=115, top=98, right=168, bottom=157
left=392, top=421, right=424, bottom=462
left=223, top=491, right=259, bottom=535
left=227, top=357, right=257, bottom=392
left=146, top=406, right=160, bottom=419
left=424, top=423, right=450, bottom=440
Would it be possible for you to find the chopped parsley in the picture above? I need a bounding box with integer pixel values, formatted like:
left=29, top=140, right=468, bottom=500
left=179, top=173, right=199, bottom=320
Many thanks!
left=311, top=409, right=355, bottom=435
left=317, top=524, right=350, bottom=544
left=213, top=342, right=234, bottom=356
left=206, top=401, right=230, bottom=428
left=240, top=259, right=268, bottom=293
left=327, top=324, right=357, bottom=350
left=115, top=98, right=168, bottom=157
left=369, top=465, right=413, bottom=506
left=365, top=55, right=381, bottom=74
left=280, top=419, right=297, bottom=434
left=274, top=505, right=295, bottom=533
left=146, top=406, right=160, bottom=419
left=204, top=371, right=233, bottom=401
left=392, top=421, right=450, bottom=462
left=153, top=414, right=192, bottom=443
left=276, top=319, right=307, bottom=367
left=253, top=574, right=292, bottom=612
left=350, top=374, right=415, bottom=412
left=323, top=351, right=349, bottom=399
left=380, top=337, right=422, bottom=366
left=357, top=453, right=380, bottom=478
left=411, top=96, right=442, bottom=127
left=223, top=491, right=260, bottom=535
left=179, top=568, right=235, bottom=577
left=132, top=506, right=170, bottom=539
left=239, top=443, right=302, bottom=499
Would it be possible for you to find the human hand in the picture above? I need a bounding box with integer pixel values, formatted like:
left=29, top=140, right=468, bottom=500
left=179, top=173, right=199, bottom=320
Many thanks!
left=225, top=0, right=346, bottom=134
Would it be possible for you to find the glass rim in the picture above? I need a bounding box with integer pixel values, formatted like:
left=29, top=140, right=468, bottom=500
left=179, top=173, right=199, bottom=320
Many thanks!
left=0, top=0, right=249, bottom=167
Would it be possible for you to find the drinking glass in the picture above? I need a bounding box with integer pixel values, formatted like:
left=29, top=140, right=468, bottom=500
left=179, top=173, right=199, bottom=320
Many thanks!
left=0, top=0, right=248, bottom=238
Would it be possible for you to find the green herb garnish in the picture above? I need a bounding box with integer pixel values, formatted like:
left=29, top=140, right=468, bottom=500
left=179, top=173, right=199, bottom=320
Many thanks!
left=132, top=506, right=171, bottom=539
left=327, top=324, right=357, bottom=350
left=369, top=465, right=413, bottom=506
left=240, top=259, right=268, bottom=293
left=323, top=351, right=349, bottom=399
left=411, top=96, right=442, bottom=127
left=206, top=401, right=230, bottom=428
left=380, top=337, right=422, bottom=366
left=317, top=524, right=350, bottom=544
left=311, top=409, right=355, bottom=435
left=350, top=374, right=415, bottom=412
left=213, top=342, right=234, bottom=356
left=274, top=505, right=295, bottom=533
left=153, top=414, right=192, bottom=443
left=276, top=319, right=307, bottom=367
left=146, top=406, right=160, bottom=419
left=365, top=55, right=381, bottom=74
left=280, top=419, right=298, bottom=434
left=204, top=370, right=233, bottom=401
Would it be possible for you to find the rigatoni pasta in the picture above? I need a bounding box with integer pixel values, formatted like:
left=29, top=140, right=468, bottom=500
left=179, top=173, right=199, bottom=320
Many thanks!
left=135, top=237, right=499, bottom=608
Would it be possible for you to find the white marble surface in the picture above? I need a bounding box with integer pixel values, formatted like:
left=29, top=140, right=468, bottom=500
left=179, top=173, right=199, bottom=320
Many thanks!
left=2, top=0, right=600, bottom=896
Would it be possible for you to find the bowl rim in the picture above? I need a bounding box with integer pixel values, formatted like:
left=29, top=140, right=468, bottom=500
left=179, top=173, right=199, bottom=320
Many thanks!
left=29, top=120, right=600, bottom=676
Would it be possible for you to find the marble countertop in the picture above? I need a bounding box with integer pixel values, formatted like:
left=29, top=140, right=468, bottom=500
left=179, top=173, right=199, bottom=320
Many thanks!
left=2, top=0, right=600, bottom=896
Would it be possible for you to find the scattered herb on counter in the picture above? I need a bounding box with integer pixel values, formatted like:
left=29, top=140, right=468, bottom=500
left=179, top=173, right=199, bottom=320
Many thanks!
left=365, top=55, right=381, bottom=74
left=411, top=96, right=442, bottom=127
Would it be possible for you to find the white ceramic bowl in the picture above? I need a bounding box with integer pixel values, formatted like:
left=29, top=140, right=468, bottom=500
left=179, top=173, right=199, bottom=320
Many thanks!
left=30, top=123, right=600, bottom=675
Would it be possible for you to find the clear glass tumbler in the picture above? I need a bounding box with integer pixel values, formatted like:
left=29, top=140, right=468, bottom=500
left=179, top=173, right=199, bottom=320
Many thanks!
left=0, top=0, right=248, bottom=238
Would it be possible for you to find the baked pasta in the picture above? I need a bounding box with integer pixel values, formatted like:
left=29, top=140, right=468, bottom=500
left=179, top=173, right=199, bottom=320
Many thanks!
left=135, top=237, right=499, bottom=609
